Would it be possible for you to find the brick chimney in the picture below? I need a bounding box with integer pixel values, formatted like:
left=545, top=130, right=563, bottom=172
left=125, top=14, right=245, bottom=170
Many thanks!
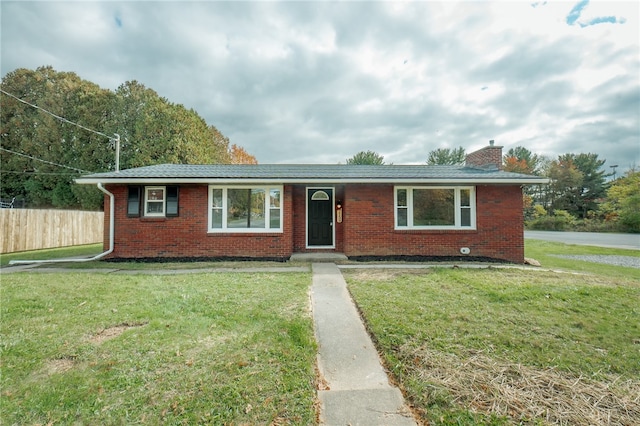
left=465, top=140, right=503, bottom=170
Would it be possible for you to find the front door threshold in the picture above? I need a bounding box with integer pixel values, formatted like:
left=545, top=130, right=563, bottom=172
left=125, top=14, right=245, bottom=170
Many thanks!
left=290, top=253, right=348, bottom=262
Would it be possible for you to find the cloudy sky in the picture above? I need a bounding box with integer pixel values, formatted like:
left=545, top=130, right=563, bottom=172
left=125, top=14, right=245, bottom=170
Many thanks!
left=1, top=1, right=638, bottom=172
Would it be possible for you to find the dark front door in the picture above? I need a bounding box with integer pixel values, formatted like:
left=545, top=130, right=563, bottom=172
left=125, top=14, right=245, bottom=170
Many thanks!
left=308, top=189, right=333, bottom=246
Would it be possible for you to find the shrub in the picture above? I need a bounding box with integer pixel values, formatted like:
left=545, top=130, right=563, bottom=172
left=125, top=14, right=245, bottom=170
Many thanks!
left=527, top=210, right=576, bottom=231
left=619, top=194, right=640, bottom=233
left=573, top=218, right=620, bottom=233
left=532, top=205, right=547, bottom=219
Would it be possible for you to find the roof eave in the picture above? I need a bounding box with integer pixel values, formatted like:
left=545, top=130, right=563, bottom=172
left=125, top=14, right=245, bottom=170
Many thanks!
left=75, top=177, right=550, bottom=185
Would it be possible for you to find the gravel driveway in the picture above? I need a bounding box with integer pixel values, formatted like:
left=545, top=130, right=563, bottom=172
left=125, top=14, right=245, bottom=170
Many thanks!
left=525, top=231, right=640, bottom=250
left=551, top=255, right=640, bottom=269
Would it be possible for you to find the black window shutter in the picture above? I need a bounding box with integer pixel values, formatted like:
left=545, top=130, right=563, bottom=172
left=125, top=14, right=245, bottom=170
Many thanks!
left=166, top=186, right=179, bottom=217
left=127, top=186, right=141, bottom=217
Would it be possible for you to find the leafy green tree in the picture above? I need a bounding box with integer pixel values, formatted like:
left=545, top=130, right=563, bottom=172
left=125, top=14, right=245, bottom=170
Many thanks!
left=109, top=80, right=237, bottom=168
left=426, top=147, right=465, bottom=165
left=546, top=157, right=584, bottom=215
left=346, top=150, right=385, bottom=165
left=229, top=144, right=258, bottom=164
left=209, top=125, right=232, bottom=164
left=503, top=146, right=541, bottom=175
left=1, top=66, right=114, bottom=208
left=503, top=146, right=549, bottom=216
left=603, top=170, right=640, bottom=232
left=1, top=66, right=246, bottom=209
left=111, top=80, right=176, bottom=168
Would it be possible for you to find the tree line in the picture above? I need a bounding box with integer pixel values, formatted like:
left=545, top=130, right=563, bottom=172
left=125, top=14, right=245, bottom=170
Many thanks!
left=1, top=66, right=256, bottom=210
left=346, top=147, right=639, bottom=233
left=2, top=66, right=636, bottom=232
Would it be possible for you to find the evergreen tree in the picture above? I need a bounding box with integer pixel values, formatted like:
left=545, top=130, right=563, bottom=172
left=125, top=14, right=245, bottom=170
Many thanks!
left=545, top=153, right=608, bottom=218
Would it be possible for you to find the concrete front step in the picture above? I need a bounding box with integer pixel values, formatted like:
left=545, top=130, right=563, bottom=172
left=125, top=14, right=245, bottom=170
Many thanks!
left=290, top=253, right=348, bottom=262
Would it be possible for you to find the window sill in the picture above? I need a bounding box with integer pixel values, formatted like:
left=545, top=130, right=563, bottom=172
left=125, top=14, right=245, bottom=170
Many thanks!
left=207, top=231, right=284, bottom=236
left=394, top=228, right=477, bottom=234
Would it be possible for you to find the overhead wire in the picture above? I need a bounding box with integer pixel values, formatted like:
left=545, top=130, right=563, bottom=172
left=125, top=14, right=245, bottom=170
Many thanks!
left=0, top=88, right=118, bottom=174
left=1, top=170, right=83, bottom=176
left=0, top=147, right=92, bottom=173
left=0, top=88, right=113, bottom=140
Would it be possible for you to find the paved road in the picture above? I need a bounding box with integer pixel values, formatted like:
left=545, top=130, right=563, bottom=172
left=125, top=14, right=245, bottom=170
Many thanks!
left=525, top=231, right=640, bottom=250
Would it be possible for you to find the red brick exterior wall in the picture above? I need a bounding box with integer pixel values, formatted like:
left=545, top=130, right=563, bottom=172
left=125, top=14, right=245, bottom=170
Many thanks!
left=102, top=182, right=525, bottom=263
left=292, top=185, right=306, bottom=252
left=341, top=184, right=524, bottom=263
left=103, top=184, right=294, bottom=260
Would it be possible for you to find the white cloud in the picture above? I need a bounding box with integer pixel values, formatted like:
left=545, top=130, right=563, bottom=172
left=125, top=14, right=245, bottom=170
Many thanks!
left=1, top=0, right=638, bottom=171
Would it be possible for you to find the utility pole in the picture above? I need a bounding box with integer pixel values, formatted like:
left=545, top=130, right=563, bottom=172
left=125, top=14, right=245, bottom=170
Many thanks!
left=610, top=164, right=618, bottom=181
left=113, top=134, right=121, bottom=172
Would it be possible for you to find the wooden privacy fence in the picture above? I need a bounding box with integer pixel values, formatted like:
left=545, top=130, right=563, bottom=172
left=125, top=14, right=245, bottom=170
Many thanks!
left=0, top=209, right=104, bottom=254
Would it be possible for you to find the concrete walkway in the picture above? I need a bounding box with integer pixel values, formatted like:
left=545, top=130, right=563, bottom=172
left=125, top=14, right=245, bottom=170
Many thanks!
left=311, top=263, right=417, bottom=425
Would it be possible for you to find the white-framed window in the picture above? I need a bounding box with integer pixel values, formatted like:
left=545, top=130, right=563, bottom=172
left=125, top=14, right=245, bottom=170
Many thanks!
left=395, top=186, right=475, bottom=229
left=208, top=186, right=283, bottom=233
left=129, top=186, right=179, bottom=218
left=144, top=186, right=166, bottom=217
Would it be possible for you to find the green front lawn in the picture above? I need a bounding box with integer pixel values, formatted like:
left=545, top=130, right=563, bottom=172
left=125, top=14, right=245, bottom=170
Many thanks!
left=0, top=243, right=103, bottom=267
left=346, top=266, right=640, bottom=425
left=1, top=272, right=318, bottom=425
left=3, top=239, right=640, bottom=425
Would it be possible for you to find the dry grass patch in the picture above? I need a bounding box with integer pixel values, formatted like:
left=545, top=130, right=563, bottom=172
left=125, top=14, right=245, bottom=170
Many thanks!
left=44, top=357, right=75, bottom=375
left=403, top=343, right=640, bottom=425
left=89, top=322, right=147, bottom=344
left=345, top=268, right=434, bottom=282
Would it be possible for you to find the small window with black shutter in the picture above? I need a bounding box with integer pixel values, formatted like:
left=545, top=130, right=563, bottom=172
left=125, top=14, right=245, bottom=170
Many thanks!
left=127, top=186, right=141, bottom=217
left=129, top=185, right=179, bottom=218
left=166, top=186, right=179, bottom=217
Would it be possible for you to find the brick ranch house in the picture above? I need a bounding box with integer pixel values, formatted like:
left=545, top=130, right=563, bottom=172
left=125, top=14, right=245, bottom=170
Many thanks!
left=75, top=143, right=547, bottom=263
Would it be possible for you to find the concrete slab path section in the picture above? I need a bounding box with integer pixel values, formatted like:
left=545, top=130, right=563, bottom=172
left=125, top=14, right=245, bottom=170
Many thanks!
left=311, top=263, right=417, bottom=426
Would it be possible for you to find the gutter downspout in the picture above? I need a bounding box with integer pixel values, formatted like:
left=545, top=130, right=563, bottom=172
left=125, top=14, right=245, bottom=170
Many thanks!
left=9, top=183, right=115, bottom=265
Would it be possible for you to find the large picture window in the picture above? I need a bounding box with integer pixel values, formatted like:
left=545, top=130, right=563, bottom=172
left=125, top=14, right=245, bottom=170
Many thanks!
left=395, top=186, right=475, bottom=229
left=209, top=186, right=283, bottom=233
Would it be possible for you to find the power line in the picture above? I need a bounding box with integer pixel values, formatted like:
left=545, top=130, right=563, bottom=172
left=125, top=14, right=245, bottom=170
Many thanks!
left=0, top=88, right=113, bottom=140
left=2, top=170, right=83, bottom=176
left=0, top=147, right=92, bottom=173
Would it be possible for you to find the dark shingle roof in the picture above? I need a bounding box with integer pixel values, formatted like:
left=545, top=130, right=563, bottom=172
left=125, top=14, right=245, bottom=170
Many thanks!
left=76, top=163, right=548, bottom=184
